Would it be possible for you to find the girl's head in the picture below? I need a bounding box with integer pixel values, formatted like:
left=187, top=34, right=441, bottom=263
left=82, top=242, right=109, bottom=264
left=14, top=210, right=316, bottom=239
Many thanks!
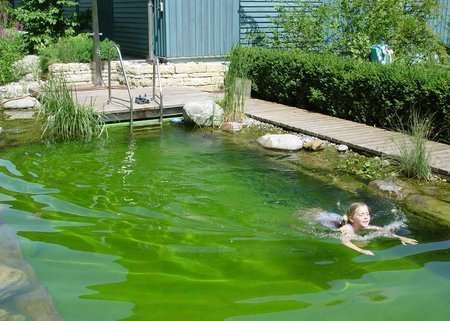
left=343, top=202, right=371, bottom=229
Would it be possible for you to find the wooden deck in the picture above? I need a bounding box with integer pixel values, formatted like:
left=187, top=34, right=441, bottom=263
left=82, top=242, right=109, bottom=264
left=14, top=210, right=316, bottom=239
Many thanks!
left=75, top=86, right=221, bottom=123
left=246, top=98, right=450, bottom=176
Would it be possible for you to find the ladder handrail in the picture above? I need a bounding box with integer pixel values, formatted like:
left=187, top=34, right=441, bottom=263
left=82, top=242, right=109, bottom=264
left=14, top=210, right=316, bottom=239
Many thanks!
left=108, top=44, right=134, bottom=125
left=155, top=57, right=164, bottom=123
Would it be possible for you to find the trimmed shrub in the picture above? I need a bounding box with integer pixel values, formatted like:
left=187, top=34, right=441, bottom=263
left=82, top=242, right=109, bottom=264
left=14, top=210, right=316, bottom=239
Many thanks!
left=39, top=34, right=118, bottom=73
left=228, top=47, right=450, bottom=143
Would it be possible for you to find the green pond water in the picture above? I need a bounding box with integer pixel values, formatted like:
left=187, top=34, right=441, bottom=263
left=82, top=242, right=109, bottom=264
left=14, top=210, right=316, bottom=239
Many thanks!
left=0, top=124, right=449, bottom=321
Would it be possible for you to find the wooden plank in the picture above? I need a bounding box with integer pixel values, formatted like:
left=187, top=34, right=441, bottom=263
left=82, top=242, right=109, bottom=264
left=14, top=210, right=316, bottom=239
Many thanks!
left=245, top=98, right=450, bottom=176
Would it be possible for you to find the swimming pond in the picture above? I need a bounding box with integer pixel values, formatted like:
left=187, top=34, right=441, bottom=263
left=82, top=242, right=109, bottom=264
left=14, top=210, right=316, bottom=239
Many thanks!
left=0, top=125, right=449, bottom=321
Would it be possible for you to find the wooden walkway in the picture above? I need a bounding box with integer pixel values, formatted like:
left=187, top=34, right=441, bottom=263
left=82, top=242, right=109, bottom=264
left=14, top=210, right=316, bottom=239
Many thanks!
left=75, top=86, right=220, bottom=123
left=246, top=98, right=450, bottom=176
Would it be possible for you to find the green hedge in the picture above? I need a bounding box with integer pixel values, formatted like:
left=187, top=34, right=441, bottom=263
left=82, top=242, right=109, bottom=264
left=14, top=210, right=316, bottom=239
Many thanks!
left=228, top=47, right=450, bottom=143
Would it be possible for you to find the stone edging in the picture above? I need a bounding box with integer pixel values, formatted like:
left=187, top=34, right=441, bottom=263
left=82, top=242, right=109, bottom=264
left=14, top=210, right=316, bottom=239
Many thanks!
left=49, top=61, right=227, bottom=91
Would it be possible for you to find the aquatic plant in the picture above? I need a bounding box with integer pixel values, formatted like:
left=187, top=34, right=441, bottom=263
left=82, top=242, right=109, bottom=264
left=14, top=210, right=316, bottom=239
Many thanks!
left=394, top=111, right=433, bottom=180
left=337, top=153, right=393, bottom=181
left=39, top=77, right=105, bottom=142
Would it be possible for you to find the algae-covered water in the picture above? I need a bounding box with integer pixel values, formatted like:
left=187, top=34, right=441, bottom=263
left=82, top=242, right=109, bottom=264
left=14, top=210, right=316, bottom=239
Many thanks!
left=0, top=125, right=449, bottom=321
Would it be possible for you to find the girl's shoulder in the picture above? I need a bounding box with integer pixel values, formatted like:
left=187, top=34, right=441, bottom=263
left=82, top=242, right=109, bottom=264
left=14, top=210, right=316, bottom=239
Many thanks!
left=338, top=224, right=353, bottom=232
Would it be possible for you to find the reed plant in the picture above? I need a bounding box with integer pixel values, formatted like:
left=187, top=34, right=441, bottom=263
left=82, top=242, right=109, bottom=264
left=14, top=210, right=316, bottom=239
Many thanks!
left=223, top=47, right=253, bottom=122
left=394, top=111, right=433, bottom=180
left=39, top=77, right=105, bottom=142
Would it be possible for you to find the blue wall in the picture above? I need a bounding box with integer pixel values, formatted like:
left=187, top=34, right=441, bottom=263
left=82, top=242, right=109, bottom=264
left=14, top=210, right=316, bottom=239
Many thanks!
left=164, top=0, right=240, bottom=59
left=434, top=0, right=450, bottom=43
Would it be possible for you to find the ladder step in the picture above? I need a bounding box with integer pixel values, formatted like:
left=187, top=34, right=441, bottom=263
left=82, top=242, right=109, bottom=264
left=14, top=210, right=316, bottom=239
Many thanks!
left=132, top=124, right=161, bottom=131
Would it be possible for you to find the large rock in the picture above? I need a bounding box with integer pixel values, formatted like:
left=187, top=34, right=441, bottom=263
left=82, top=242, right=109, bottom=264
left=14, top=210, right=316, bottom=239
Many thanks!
left=257, top=134, right=304, bottom=151
left=404, top=194, right=450, bottom=227
left=1, top=97, right=40, bottom=109
left=0, top=265, right=30, bottom=301
left=183, top=100, right=224, bottom=127
left=0, top=309, right=26, bottom=321
left=368, top=179, right=405, bottom=200
left=14, top=287, right=64, bottom=321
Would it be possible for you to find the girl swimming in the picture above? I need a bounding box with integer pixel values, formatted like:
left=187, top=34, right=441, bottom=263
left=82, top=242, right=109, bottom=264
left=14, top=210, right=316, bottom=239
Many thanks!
left=339, top=202, right=418, bottom=256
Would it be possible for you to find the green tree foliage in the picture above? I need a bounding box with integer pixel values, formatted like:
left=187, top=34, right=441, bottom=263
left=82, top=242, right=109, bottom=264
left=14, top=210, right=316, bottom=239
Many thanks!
left=0, top=1, right=25, bottom=85
left=270, top=0, right=448, bottom=64
left=14, top=0, right=78, bottom=52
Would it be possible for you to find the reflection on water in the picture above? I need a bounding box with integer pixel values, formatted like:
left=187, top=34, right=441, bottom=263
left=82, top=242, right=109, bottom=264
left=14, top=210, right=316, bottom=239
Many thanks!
left=230, top=261, right=450, bottom=321
left=0, top=125, right=448, bottom=321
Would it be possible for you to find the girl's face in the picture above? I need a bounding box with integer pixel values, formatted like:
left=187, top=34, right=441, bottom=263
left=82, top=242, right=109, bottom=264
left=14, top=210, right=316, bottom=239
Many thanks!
left=350, top=205, right=371, bottom=228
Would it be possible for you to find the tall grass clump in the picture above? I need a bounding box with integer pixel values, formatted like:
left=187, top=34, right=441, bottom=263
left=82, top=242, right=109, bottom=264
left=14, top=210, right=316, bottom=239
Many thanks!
left=395, top=112, right=433, bottom=180
left=39, top=77, right=105, bottom=142
left=223, top=47, right=253, bottom=122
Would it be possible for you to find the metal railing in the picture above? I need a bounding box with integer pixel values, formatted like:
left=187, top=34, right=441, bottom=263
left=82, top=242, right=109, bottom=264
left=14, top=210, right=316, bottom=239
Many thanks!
left=107, top=44, right=134, bottom=125
left=152, top=56, right=164, bottom=124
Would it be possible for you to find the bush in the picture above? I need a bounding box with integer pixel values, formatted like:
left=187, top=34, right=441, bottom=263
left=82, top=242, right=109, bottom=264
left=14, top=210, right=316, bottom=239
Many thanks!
left=0, top=31, right=25, bottom=85
left=39, top=77, right=105, bottom=142
left=13, top=0, right=78, bottom=52
left=228, top=47, right=450, bottom=143
left=39, top=34, right=118, bottom=72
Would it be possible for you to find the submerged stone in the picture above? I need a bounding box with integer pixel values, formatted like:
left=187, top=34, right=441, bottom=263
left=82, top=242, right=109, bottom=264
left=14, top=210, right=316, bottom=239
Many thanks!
left=0, top=265, right=30, bottom=301
left=0, top=309, right=26, bottom=321
left=14, top=287, right=64, bottom=321
left=368, top=179, right=405, bottom=200
left=404, top=194, right=450, bottom=227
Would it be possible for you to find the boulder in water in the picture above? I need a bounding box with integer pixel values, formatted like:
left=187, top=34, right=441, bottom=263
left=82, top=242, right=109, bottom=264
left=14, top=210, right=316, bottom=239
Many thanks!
left=257, top=134, right=303, bottom=151
left=368, top=179, right=405, bottom=200
left=0, top=265, right=30, bottom=301
left=14, top=287, right=64, bottom=321
left=0, top=309, right=26, bottom=321
left=182, top=100, right=224, bottom=127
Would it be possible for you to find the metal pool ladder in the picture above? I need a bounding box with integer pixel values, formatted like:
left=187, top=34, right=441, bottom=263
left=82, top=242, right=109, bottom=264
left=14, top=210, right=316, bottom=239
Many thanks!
left=152, top=56, right=164, bottom=125
left=107, top=45, right=164, bottom=127
left=107, top=44, right=134, bottom=125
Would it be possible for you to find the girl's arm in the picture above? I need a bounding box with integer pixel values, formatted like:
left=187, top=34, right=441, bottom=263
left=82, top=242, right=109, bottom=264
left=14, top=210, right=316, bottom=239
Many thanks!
left=341, top=239, right=375, bottom=256
left=369, top=226, right=418, bottom=245
left=390, top=234, right=418, bottom=245
left=340, top=225, right=374, bottom=256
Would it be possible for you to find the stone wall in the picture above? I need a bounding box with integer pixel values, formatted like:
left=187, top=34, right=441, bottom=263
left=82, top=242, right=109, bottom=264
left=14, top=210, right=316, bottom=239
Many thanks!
left=49, top=61, right=226, bottom=91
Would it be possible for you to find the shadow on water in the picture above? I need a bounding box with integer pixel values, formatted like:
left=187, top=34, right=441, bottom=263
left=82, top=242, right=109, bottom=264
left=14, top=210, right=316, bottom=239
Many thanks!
left=0, top=125, right=448, bottom=321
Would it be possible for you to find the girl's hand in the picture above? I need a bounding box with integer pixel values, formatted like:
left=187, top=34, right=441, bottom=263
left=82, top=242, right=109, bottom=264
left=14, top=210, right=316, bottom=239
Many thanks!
left=399, top=236, right=418, bottom=245
left=361, top=249, right=375, bottom=256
